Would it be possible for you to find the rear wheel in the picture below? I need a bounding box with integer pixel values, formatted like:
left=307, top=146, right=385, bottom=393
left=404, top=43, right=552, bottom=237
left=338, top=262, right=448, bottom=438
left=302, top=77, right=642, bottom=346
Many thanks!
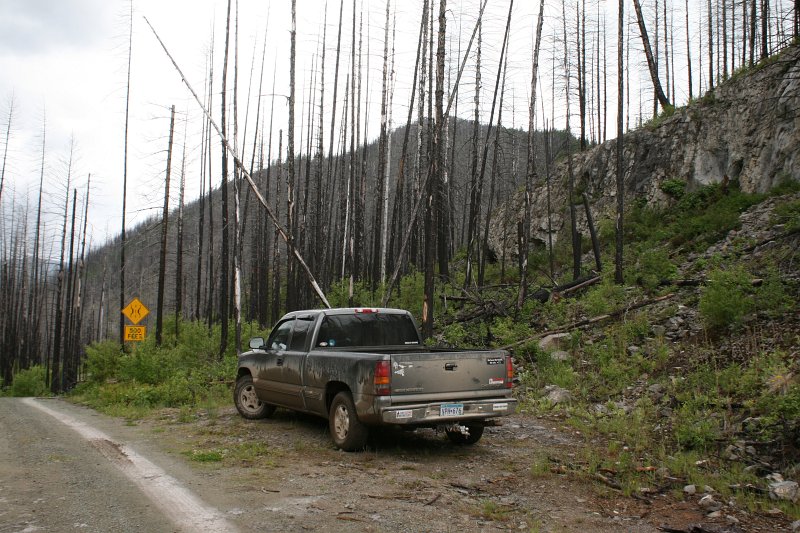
left=234, top=375, right=275, bottom=419
left=446, top=424, right=484, bottom=445
left=329, top=392, right=369, bottom=451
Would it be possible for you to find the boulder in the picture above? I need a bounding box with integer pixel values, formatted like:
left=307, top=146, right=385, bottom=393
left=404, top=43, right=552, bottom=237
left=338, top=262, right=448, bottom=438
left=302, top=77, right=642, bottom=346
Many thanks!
left=769, top=480, right=799, bottom=502
left=543, top=385, right=573, bottom=405
left=538, top=333, right=571, bottom=353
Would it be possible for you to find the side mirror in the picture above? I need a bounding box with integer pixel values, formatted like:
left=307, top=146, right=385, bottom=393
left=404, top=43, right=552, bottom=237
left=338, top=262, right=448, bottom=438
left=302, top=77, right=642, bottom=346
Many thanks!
left=248, top=337, right=265, bottom=350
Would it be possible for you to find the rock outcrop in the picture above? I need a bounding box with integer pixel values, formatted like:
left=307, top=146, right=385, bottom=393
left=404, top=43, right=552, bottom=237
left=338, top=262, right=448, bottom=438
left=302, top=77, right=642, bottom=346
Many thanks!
left=489, top=45, right=800, bottom=257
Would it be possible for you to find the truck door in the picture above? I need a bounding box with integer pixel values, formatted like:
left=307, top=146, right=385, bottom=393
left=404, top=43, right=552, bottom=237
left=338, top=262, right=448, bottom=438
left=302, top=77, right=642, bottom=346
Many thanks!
left=279, top=316, right=314, bottom=410
left=256, top=318, right=293, bottom=405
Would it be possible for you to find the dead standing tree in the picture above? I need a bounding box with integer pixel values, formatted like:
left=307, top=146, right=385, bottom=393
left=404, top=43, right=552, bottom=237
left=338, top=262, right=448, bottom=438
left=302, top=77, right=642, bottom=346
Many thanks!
left=615, top=0, right=625, bottom=285
left=517, top=0, right=546, bottom=310
left=119, top=1, right=133, bottom=348
left=286, top=0, right=298, bottom=311
left=51, top=140, right=75, bottom=393
left=422, top=0, right=448, bottom=339
left=561, top=0, right=581, bottom=281
left=155, top=105, right=175, bottom=347
left=219, top=0, right=232, bottom=357
left=372, top=0, right=392, bottom=290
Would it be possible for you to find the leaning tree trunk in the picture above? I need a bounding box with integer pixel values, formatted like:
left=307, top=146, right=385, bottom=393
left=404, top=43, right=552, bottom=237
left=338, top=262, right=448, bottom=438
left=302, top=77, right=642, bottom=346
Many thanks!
left=633, top=0, right=672, bottom=110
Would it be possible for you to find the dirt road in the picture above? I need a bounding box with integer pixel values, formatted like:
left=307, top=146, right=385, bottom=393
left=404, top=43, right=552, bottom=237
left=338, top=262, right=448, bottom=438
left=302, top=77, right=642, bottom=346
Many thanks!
left=0, top=398, right=179, bottom=532
left=3, top=397, right=775, bottom=532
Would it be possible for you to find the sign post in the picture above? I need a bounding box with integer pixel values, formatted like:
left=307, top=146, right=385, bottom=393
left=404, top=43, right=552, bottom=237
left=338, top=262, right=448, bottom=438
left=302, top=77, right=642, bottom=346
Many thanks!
left=122, top=297, right=150, bottom=342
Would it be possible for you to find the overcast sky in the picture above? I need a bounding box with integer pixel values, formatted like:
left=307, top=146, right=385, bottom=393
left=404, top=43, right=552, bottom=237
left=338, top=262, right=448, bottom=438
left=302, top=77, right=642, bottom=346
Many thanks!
left=1, top=0, right=707, bottom=253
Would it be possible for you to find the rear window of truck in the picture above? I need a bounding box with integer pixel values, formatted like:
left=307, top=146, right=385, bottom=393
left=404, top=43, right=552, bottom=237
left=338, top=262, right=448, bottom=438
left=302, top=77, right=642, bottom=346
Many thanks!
left=316, top=314, right=420, bottom=347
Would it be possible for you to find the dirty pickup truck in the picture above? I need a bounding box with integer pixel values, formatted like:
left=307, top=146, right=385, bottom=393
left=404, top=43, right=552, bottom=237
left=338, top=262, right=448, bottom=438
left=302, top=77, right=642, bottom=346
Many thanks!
left=234, top=308, right=517, bottom=451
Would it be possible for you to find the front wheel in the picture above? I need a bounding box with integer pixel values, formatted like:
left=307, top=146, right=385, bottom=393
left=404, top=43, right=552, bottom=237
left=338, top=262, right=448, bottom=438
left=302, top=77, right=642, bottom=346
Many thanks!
left=234, top=375, right=275, bottom=419
left=446, top=424, right=484, bottom=445
left=329, top=392, right=369, bottom=451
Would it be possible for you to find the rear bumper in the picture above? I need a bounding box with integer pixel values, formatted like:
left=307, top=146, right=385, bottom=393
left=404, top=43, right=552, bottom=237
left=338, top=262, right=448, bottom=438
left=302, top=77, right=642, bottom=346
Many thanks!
left=377, top=397, right=518, bottom=426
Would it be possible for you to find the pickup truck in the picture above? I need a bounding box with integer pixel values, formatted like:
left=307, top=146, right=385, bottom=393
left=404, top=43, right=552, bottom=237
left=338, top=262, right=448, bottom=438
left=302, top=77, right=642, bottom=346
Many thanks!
left=234, top=308, right=517, bottom=451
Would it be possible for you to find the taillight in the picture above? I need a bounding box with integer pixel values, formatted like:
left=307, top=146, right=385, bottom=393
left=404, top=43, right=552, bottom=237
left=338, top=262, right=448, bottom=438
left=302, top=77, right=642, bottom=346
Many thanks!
left=356, top=308, right=379, bottom=313
left=375, top=360, right=391, bottom=396
left=505, top=355, right=514, bottom=389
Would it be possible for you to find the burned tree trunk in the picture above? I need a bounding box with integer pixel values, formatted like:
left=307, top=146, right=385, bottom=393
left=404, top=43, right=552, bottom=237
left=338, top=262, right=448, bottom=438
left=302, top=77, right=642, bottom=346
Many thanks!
left=615, top=0, right=625, bottom=284
left=155, top=105, right=175, bottom=347
left=219, top=0, right=232, bottom=357
left=120, top=1, right=133, bottom=348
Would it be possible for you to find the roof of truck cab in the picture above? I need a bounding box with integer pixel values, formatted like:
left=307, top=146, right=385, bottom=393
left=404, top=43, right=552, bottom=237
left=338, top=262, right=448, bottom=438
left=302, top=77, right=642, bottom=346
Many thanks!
left=280, top=308, right=411, bottom=320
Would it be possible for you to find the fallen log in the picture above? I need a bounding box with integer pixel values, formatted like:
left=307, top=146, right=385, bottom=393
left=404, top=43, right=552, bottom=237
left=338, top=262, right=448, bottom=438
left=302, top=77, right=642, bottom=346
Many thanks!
left=499, top=293, right=676, bottom=350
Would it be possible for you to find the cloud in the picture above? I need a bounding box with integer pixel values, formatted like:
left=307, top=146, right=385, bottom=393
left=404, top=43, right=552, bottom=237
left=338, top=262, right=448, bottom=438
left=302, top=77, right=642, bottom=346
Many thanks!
left=0, top=0, right=115, bottom=55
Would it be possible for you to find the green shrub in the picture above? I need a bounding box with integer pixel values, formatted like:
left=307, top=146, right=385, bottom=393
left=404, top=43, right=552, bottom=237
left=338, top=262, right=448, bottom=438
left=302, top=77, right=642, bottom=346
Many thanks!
left=584, top=278, right=626, bottom=315
left=628, top=248, right=677, bottom=291
left=439, top=322, right=469, bottom=347
left=10, top=366, right=50, bottom=397
left=771, top=198, right=800, bottom=233
left=674, top=405, right=720, bottom=450
left=754, top=267, right=792, bottom=315
left=759, top=384, right=800, bottom=425
left=660, top=179, right=687, bottom=199
left=645, top=105, right=676, bottom=129
left=118, top=348, right=176, bottom=385
left=699, top=266, right=754, bottom=328
left=84, top=341, right=124, bottom=383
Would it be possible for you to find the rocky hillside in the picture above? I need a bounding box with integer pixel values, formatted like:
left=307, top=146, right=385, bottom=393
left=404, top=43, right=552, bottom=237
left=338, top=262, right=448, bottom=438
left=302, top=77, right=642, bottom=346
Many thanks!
left=489, top=44, right=800, bottom=256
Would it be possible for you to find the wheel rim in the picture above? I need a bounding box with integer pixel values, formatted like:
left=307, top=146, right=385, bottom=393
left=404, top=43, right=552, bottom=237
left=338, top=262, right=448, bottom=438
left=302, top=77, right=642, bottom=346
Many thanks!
left=239, top=384, right=262, bottom=414
left=333, top=404, right=350, bottom=440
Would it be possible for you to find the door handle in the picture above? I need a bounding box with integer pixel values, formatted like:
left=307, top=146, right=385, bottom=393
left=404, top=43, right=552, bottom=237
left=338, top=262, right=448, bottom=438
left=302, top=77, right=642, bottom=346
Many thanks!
left=276, top=357, right=284, bottom=366
left=444, top=363, right=457, bottom=371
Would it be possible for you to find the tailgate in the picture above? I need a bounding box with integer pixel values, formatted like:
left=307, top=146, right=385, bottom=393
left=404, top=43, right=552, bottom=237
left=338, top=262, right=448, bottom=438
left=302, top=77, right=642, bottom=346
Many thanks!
left=389, top=350, right=508, bottom=396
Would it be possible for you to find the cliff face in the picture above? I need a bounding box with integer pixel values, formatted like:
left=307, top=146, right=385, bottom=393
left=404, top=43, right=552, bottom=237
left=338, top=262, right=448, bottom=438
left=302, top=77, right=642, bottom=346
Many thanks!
left=489, top=45, right=800, bottom=255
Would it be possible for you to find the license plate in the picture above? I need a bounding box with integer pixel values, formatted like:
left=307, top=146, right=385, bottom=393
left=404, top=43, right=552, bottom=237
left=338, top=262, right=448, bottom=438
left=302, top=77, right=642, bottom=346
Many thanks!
left=440, top=403, right=463, bottom=417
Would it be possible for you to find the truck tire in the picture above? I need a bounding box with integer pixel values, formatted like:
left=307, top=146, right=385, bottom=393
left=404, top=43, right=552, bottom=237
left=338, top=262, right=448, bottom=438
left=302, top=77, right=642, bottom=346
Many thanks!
left=234, top=375, right=275, bottom=419
left=329, top=392, right=369, bottom=451
left=446, top=424, right=484, bottom=445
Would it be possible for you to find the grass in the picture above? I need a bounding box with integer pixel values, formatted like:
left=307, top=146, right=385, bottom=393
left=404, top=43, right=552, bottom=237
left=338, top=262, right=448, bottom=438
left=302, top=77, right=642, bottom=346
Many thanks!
left=184, top=449, right=224, bottom=463
left=477, top=499, right=514, bottom=522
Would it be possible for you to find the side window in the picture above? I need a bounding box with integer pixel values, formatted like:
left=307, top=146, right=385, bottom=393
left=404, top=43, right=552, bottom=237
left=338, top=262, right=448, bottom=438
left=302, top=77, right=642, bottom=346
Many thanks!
left=289, top=319, right=312, bottom=351
left=317, top=317, right=348, bottom=347
left=268, top=319, right=293, bottom=351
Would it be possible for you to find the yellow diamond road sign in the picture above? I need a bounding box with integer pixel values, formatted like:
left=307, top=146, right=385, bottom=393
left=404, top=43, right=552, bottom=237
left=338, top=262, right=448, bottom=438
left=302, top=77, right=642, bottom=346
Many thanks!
left=122, top=297, right=150, bottom=325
